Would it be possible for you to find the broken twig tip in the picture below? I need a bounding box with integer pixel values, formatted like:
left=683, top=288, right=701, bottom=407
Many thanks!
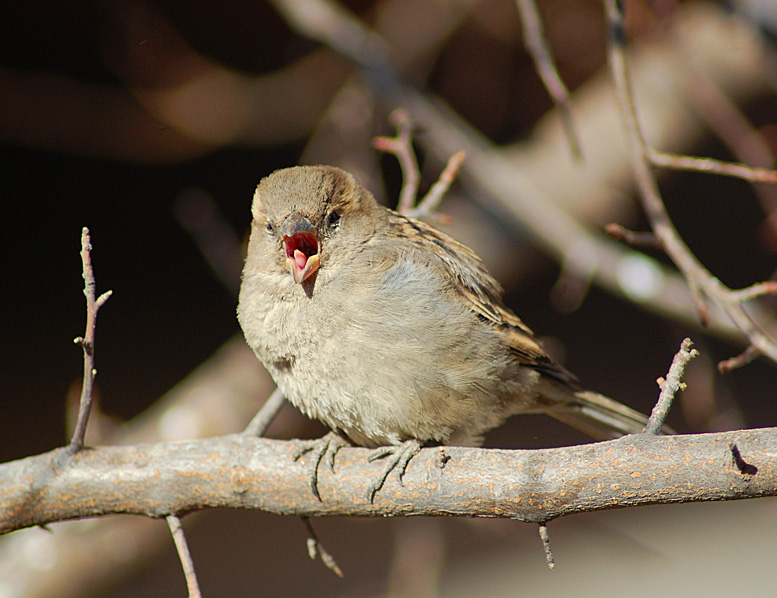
left=643, top=338, right=697, bottom=435
left=538, top=523, right=556, bottom=570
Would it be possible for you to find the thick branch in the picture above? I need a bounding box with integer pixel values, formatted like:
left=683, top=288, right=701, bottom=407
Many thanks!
left=2, top=430, right=774, bottom=534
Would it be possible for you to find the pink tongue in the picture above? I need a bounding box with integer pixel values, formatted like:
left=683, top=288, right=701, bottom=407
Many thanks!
left=293, top=249, right=308, bottom=269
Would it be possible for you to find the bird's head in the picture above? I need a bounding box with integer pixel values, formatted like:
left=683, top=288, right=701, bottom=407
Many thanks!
left=249, top=165, right=384, bottom=284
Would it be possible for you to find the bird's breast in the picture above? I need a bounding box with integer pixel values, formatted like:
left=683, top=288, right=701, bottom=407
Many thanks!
left=238, top=260, right=535, bottom=446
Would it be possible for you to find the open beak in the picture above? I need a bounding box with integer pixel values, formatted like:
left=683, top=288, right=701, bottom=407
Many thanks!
left=280, top=214, right=320, bottom=284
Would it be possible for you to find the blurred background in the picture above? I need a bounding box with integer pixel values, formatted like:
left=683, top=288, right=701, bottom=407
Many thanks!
left=2, top=0, right=777, bottom=596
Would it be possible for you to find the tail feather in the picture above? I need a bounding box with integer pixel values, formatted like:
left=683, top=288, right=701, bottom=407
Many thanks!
left=537, top=384, right=673, bottom=440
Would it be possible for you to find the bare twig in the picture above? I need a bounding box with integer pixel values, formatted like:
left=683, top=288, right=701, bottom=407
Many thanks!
left=643, top=338, right=698, bottom=435
left=166, top=515, right=202, bottom=598
left=301, top=516, right=344, bottom=577
left=603, top=0, right=777, bottom=365
left=718, top=345, right=762, bottom=374
left=69, top=228, right=112, bottom=453
left=373, top=110, right=462, bottom=223
left=647, top=147, right=777, bottom=184
left=372, top=108, right=420, bottom=214
left=243, top=387, right=286, bottom=437
left=412, top=150, right=465, bottom=221
left=515, top=0, right=581, bottom=160
left=604, top=223, right=662, bottom=249
left=538, top=523, right=555, bottom=570
left=730, top=282, right=777, bottom=302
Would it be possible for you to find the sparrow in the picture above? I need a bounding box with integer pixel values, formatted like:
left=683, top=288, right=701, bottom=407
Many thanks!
left=237, top=165, right=657, bottom=501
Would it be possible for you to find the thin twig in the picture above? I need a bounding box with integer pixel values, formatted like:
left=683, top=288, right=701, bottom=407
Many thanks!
left=538, top=523, right=555, bottom=570
left=243, top=387, right=286, bottom=436
left=730, top=282, right=777, bottom=302
left=718, top=345, right=762, bottom=374
left=372, top=108, right=420, bottom=214
left=647, top=148, right=777, bottom=184
left=301, top=516, right=344, bottom=577
left=69, top=228, right=112, bottom=453
left=644, top=338, right=698, bottom=435
left=410, top=150, right=465, bottom=221
left=167, top=515, right=202, bottom=598
left=515, top=0, right=582, bottom=161
left=604, top=223, right=662, bottom=249
left=374, top=110, right=462, bottom=222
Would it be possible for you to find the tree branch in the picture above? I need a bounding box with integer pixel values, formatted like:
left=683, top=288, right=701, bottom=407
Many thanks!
left=2, top=429, right=775, bottom=534
left=603, top=0, right=777, bottom=365
left=270, top=0, right=777, bottom=345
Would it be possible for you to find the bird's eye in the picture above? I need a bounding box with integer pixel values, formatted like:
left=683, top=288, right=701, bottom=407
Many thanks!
left=327, top=211, right=341, bottom=228
left=265, top=221, right=273, bottom=233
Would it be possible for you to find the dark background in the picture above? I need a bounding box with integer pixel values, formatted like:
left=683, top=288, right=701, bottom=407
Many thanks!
left=2, top=1, right=777, bottom=597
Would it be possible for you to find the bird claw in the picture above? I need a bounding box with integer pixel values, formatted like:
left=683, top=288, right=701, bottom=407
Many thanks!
left=293, top=434, right=422, bottom=502
left=293, top=432, right=351, bottom=501
left=366, top=440, right=422, bottom=502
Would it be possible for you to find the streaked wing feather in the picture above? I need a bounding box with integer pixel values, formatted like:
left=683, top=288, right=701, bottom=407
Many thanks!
left=389, top=211, right=579, bottom=387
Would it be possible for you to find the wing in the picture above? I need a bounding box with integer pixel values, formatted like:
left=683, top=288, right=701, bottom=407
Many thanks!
left=384, top=210, right=581, bottom=388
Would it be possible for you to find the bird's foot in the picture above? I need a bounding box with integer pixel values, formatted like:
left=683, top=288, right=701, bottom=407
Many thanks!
left=366, top=439, right=422, bottom=502
left=293, top=431, right=351, bottom=501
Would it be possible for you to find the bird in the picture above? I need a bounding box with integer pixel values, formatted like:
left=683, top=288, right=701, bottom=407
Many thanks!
left=237, top=164, right=659, bottom=501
